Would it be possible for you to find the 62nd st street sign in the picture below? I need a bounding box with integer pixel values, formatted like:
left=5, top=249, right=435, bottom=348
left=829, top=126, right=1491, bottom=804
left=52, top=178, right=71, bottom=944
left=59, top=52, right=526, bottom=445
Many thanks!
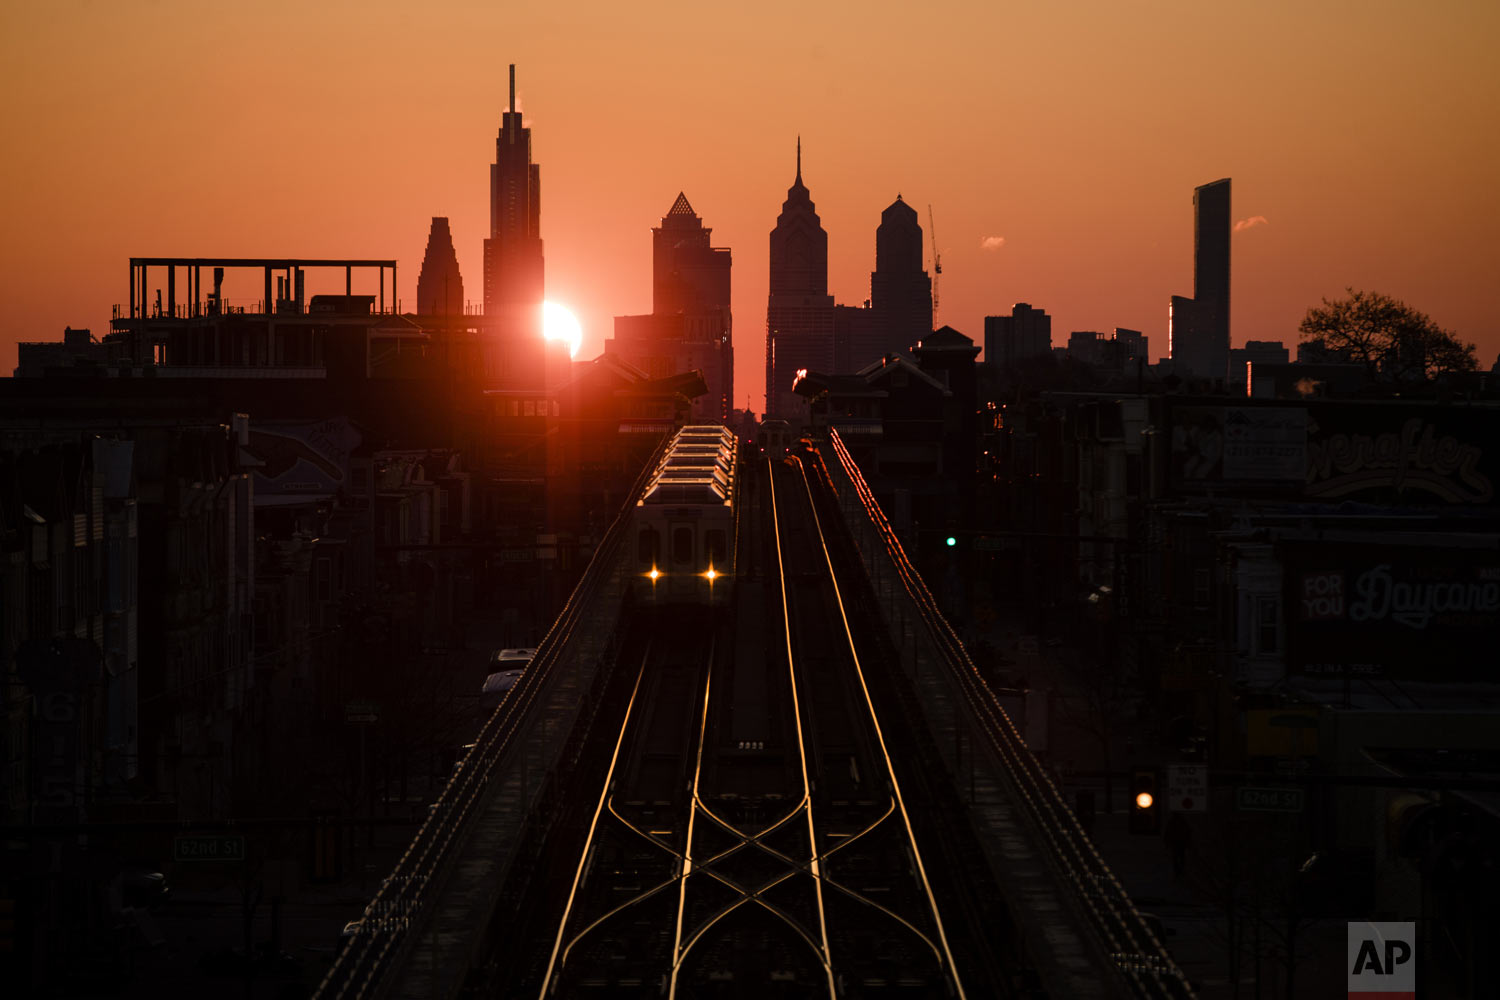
left=1235, top=786, right=1305, bottom=813
left=173, top=834, right=246, bottom=862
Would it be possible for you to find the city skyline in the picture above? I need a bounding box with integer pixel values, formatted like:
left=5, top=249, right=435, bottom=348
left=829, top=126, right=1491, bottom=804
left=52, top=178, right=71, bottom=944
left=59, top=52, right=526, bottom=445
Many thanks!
left=3, top=2, right=1496, bottom=409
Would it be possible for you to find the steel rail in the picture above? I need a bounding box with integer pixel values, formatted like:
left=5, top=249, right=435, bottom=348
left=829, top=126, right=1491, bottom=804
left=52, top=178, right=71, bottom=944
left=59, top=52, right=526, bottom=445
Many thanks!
left=822, top=429, right=1196, bottom=998
left=792, top=455, right=969, bottom=997
left=766, top=460, right=840, bottom=998
left=539, top=643, right=653, bottom=988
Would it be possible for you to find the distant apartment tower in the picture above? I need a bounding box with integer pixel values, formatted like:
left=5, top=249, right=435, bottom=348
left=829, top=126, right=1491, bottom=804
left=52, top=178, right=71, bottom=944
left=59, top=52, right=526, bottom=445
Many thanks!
left=608, top=193, right=733, bottom=422
left=483, top=65, right=545, bottom=377
left=869, top=196, right=933, bottom=361
left=416, top=217, right=464, bottom=316
left=1169, top=178, right=1231, bottom=379
left=983, top=303, right=1052, bottom=367
left=1113, top=328, right=1149, bottom=362
left=766, top=142, right=835, bottom=418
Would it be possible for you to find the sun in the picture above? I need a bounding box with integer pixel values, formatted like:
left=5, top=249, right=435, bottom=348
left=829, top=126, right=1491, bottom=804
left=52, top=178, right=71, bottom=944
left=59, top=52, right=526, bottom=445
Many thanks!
left=543, top=301, right=582, bottom=358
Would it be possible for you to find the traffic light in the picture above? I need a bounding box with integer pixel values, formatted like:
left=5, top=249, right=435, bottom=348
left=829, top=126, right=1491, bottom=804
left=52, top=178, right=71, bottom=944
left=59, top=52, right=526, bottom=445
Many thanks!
left=1129, top=768, right=1160, bottom=834
left=945, top=535, right=957, bottom=547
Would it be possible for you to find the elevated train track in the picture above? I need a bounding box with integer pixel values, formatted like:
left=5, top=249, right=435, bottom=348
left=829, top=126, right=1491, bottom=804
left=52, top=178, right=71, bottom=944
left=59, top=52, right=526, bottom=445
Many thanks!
left=488, top=452, right=979, bottom=996
left=318, top=426, right=1189, bottom=1000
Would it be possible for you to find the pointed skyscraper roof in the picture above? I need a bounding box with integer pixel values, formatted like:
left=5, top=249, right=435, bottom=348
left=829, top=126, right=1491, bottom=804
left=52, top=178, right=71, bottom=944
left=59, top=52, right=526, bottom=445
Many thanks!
left=668, top=192, right=696, bottom=217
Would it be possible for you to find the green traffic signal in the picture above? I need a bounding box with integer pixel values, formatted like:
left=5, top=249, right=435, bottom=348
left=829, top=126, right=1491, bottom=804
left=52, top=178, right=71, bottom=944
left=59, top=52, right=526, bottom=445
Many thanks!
left=945, top=536, right=957, bottom=547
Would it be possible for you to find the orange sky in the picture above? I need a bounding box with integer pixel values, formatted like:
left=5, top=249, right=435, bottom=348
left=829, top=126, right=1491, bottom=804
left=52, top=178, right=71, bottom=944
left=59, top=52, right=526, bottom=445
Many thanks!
left=3, top=1, right=1497, bottom=409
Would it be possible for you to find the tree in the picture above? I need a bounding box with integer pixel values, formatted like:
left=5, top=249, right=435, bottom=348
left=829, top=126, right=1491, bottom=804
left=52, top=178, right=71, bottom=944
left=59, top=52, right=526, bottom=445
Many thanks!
left=1299, top=288, right=1477, bottom=382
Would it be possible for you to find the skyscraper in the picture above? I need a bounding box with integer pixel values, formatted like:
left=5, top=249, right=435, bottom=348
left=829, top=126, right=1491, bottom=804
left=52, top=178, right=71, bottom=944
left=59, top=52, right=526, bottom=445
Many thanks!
left=1194, top=178, right=1231, bottom=340
left=483, top=65, right=545, bottom=382
left=416, top=217, right=464, bottom=317
left=654, top=193, right=731, bottom=316
left=869, top=196, right=933, bottom=361
left=608, top=193, right=733, bottom=422
left=1169, top=178, right=1231, bottom=379
left=766, top=140, right=834, bottom=418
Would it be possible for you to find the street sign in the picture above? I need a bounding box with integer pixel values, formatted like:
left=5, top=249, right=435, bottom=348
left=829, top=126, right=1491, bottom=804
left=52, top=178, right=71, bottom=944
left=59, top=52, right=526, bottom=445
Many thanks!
left=1167, top=764, right=1208, bottom=812
left=1236, top=786, right=1305, bottom=813
left=173, top=834, right=246, bottom=862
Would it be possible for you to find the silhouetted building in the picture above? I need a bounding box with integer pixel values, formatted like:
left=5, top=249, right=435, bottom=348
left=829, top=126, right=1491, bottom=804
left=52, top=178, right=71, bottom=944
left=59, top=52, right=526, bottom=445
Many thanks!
left=833, top=303, right=876, bottom=373
left=1229, top=339, right=1288, bottom=392
left=766, top=141, right=835, bottom=418
left=1169, top=293, right=1215, bottom=379
left=983, top=303, right=1052, bottom=368
left=483, top=65, right=545, bottom=383
left=14, top=326, right=107, bottom=376
left=869, top=195, right=933, bottom=362
left=1168, top=178, right=1231, bottom=379
left=607, top=193, right=732, bottom=421
left=1067, top=331, right=1108, bottom=365
left=417, top=217, right=465, bottom=316
left=653, top=193, right=731, bottom=316
left=1113, top=328, right=1149, bottom=363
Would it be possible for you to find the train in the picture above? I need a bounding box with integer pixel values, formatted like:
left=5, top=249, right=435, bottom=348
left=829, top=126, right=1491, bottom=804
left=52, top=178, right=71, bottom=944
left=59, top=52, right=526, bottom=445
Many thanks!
left=634, top=425, right=738, bottom=605
left=756, top=418, right=792, bottom=460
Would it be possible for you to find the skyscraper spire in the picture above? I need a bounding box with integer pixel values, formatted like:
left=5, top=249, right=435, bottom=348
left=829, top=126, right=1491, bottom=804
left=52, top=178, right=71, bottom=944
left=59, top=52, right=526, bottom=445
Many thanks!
left=796, top=135, right=802, bottom=185
left=509, top=64, right=516, bottom=113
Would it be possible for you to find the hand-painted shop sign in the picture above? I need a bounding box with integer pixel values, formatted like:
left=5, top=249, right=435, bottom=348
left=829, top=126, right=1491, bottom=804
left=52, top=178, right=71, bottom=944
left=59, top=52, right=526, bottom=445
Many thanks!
left=1305, top=417, right=1492, bottom=503
left=1168, top=401, right=1500, bottom=505
left=1299, top=565, right=1500, bottom=630
left=1289, top=544, right=1500, bottom=681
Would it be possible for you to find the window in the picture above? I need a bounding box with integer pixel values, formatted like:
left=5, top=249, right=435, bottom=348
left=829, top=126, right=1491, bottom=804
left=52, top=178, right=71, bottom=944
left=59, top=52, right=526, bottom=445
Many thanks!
left=672, top=527, right=693, bottom=565
left=637, top=528, right=660, bottom=567
left=523, top=400, right=535, bottom=417
left=1193, top=568, right=1211, bottom=607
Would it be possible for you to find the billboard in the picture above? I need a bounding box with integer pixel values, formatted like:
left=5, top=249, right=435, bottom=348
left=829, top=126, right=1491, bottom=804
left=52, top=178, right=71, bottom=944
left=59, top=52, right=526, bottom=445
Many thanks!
left=248, top=417, right=361, bottom=503
left=1286, top=543, right=1500, bottom=681
left=1168, top=400, right=1500, bottom=506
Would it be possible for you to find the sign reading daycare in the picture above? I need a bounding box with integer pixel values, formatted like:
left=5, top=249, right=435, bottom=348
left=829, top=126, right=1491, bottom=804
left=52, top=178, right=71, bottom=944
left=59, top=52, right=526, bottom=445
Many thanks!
left=1348, top=921, right=1414, bottom=999
left=1287, top=542, right=1500, bottom=681
left=248, top=418, right=361, bottom=502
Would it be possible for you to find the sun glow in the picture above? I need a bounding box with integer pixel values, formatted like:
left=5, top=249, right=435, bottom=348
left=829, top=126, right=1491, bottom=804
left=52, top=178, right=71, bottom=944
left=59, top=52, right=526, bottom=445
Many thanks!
left=543, top=301, right=582, bottom=358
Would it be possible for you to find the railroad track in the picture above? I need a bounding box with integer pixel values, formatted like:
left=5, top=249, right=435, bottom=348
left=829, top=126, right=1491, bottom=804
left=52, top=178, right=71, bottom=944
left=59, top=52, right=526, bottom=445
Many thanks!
left=493, top=455, right=976, bottom=996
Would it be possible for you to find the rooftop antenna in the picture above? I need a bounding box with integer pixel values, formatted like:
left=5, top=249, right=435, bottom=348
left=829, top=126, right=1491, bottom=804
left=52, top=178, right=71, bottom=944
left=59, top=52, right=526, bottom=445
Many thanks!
left=509, top=64, right=516, bottom=112
left=796, top=135, right=802, bottom=183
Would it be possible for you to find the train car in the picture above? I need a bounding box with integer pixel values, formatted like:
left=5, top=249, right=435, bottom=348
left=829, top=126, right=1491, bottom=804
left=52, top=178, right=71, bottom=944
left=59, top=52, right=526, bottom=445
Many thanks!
left=634, top=426, right=737, bottom=606
left=757, top=418, right=791, bottom=460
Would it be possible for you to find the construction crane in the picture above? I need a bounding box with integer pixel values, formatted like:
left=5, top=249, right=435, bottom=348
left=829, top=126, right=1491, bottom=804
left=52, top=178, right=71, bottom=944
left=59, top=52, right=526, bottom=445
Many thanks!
left=928, top=204, right=942, bottom=327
